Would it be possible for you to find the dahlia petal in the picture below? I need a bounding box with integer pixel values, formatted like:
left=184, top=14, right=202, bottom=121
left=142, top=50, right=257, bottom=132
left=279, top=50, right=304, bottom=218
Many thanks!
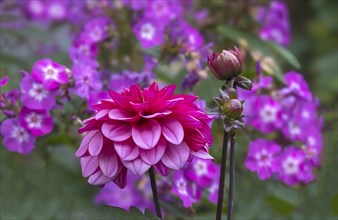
left=108, top=90, right=131, bottom=108
left=88, top=132, right=103, bottom=156
left=154, top=161, right=171, bottom=176
left=140, top=137, right=166, bottom=165
left=88, top=170, right=111, bottom=185
left=95, top=109, right=110, bottom=120
left=102, top=121, right=131, bottom=142
left=172, top=114, right=203, bottom=128
left=76, top=130, right=96, bottom=157
left=81, top=156, right=99, bottom=177
left=108, top=109, right=139, bottom=122
left=158, top=84, right=176, bottom=100
left=191, top=147, right=214, bottom=160
left=99, top=153, right=119, bottom=178
left=113, top=167, right=127, bottom=188
left=132, top=119, right=161, bottom=150
left=122, top=157, right=151, bottom=175
left=140, top=110, right=172, bottom=119
left=114, top=139, right=139, bottom=161
left=161, top=141, right=190, bottom=170
left=160, top=117, right=184, bottom=145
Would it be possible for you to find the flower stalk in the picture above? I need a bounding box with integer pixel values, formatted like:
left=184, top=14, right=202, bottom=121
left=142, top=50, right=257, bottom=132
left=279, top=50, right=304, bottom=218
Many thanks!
left=149, top=167, right=162, bottom=220
left=208, top=47, right=252, bottom=220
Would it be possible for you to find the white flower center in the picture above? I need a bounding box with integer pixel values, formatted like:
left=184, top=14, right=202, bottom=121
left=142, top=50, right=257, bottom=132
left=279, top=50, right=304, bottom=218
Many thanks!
left=307, top=136, right=316, bottom=146
left=43, top=65, right=58, bottom=80
left=48, top=3, right=65, bottom=18
left=188, top=35, right=195, bottom=44
left=30, top=0, right=43, bottom=14
left=141, top=23, right=155, bottom=40
left=290, top=82, right=300, bottom=91
left=282, top=156, right=300, bottom=175
left=11, top=126, right=29, bottom=143
left=255, top=149, right=272, bottom=167
left=90, top=26, right=103, bottom=41
left=288, top=122, right=300, bottom=135
left=260, top=105, right=277, bottom=123
left=25, top=112, right=43, bottom=129
left=193, top=160, right=208, bottom=176
left=302, top=110, right=310, bottom=119
left=208, top=183, right=218, bottom=194
left=177, top=178, right=187, bottom=195
left=29, top=83, right=48, bottom=101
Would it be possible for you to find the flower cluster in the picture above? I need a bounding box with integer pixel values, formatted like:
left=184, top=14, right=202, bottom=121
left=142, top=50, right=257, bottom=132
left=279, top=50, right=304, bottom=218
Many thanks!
left=239, top=71, right=323, bottom=185
left=76, top=82, right=213, bottom=187
left=95, top=157, right=220, bottom=211
left=255, top=0, right=291, bottom=46
left=1, top=59, right=69, bottom=153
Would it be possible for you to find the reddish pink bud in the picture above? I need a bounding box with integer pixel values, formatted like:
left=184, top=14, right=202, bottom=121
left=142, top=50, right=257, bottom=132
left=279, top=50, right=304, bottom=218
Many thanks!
left=208, top=47, right=244, bottom=81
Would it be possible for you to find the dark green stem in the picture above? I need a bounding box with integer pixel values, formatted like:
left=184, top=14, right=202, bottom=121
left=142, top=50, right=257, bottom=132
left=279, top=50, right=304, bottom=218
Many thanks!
left=149, top=167, right=162, bottom=220
left=227, top=132, right=236, bottom=220
left=216, top=130, right=229, bottom=220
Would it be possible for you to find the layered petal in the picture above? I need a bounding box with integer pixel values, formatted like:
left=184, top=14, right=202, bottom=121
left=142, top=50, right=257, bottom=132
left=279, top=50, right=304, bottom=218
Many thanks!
left=132, top=119, right=161, bottom=149
left=161, top=141, right=190, bottom=170
left=102, top=121, right=132, bottom=141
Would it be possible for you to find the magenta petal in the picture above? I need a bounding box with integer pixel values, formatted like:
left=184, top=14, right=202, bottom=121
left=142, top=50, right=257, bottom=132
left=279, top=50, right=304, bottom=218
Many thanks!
left=88, top=170, right=111, bottom=185
left=140, top=110, right=172, bottom=119
left=154, top=161, right=171, bottom=176
left=95, top=109, right=110, bottom=120
left=131, top=119, right=161, bottom=150
left=158, top=84, right=176, bottom=100
left=161, top=141, right=190, bottom=170
left=140, top=137, right=166, bottom=165
left=76, top=130, right=96, bottom=157
left=88, top=131, right=103, bottom=156
left=191, top=147, right=214, bottom=160
left=122, top=157, right=151, bottom=175
left=81, top=156, right=99, bottom=177
left=114, top=139, right=139, bottom=161
left=99, top=153, right=119, bottom=178
left=109, top=109, right=140, bottom=122
left=113, top=167, right=127, bottom=188
left=102, top=121, right=131, bottom=142
left=160, top=117, right=184, bottom=145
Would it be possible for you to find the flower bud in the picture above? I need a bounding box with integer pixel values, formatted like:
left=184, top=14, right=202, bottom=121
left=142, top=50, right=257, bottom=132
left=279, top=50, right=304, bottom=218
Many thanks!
left=234, top=75, right=253, bottom=90
left=223, top=99, right=243, bottom=118
left=208, top=47, right=244, bottom=81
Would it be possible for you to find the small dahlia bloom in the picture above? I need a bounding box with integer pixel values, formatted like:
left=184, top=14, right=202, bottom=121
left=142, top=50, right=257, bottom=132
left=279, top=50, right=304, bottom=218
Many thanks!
left=1, top=118, right=36, bottom=154
left=76, top=82, right=213, bottom=187
left=19, top=106, right=53, bottom=136
left=245, top=139, right=281, bottom=180
left=20, top=75, right=56, bottom=110
left=31, top=58, right=68, bottom=90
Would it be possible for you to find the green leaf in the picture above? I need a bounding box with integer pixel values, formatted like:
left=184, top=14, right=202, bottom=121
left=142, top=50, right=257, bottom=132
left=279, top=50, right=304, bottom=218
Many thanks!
left=218, top=25, right=301, bottom=69
left=266, top=195, right=296, bottom=216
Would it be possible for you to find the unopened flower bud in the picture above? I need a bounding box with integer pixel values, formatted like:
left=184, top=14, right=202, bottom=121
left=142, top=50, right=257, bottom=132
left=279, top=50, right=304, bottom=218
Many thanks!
left=227, top=88, right=238, bottom=99
left=208, top=47, right=244, bottom=81
left=234, top=75, right=253, bottom=90
left=223, top=99, right=243, bottom=118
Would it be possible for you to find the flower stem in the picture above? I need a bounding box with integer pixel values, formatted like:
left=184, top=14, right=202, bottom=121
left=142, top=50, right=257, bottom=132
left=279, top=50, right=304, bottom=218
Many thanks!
left=216, top=130, right=229, bottom=220
left=227, top=132, right=236, bottom=220
left=149, top=166, right=162, bottom=220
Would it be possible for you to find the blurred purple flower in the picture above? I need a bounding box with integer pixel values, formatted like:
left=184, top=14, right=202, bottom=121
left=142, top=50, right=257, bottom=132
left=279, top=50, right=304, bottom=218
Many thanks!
left=19, top=106, right=53, bottom=136
left=0, top=76, right=9, bottom=87
left=31, top=58, right=68, bottom=90
left=72, top=64, right=102, bottom=100
left=245, top=139, right=281, bottom=180
left=172, top=171, right=197, bottom=208
left=133, top=18, right=164, bottom=48
left=80, top=17, right=113, bottom=43
left=1, top=118, right=36, bottom=154
left=20, top=75, right=56, bottom=110
left=278, top=147, right=314, bottom=186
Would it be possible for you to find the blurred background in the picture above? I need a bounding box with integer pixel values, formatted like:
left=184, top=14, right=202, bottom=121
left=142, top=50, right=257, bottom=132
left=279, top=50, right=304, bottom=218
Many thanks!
left=0, top=0, right=337, bottom=219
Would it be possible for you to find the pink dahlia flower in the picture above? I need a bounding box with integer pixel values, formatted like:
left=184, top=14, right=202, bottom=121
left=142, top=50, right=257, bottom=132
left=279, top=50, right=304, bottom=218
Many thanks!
left=76, top=82, right=213, bottom=188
